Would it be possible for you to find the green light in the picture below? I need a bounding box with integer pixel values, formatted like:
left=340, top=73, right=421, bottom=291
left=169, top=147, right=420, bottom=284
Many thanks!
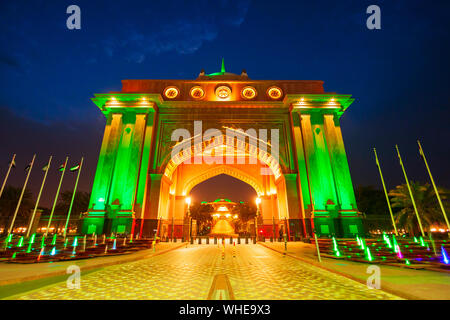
left=405, top=259, right=410, bottom=265
left=12, top=252, right=16, bottom=259
left=30, top=233, right=36, bottom=244
left=419, top=236, right=425, bottom=247
left=414, top=237, right=418, bottom=243
left=41, top=235, right=46, bottom=249
left=17, top=236, right=24, bottom=247
left=64, top=238, right=68, bottom=249
left=366, top=247, right=373, bottom=262
left=72, top=237, right=78, bottom=247
left=52, top=234, right=57, bottom=246
left=6, top=234, right=13, bottom=243
left=392, top=235, right=398, bottom=253
left=26, top=242, right=33, bottom=253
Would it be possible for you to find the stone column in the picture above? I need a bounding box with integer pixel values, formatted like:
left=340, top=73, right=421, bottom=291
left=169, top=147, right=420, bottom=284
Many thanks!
left=83, top=113, right=123, bottom=234
left=300, top=113, right=339, bottom=236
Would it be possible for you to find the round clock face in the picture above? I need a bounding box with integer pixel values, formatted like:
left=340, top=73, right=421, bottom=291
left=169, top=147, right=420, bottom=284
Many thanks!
left=267, top=86, right=283, bottom=99
left=215, top=85, right=231, bottom=99
left=164, top=86, right=179, bottom=99
left=241, top=86, right=257, bottom=99
left=190, top=86, right=205, bottom=99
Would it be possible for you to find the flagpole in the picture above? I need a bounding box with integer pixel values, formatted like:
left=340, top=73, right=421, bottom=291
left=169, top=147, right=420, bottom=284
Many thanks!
left=395, top=145, right=425, bottom=237
left=45, top=157, right=68, bottom=237
left=373, top=148, right=398, bottom=236
left=8, top=154, right=36, bottom=235
left=0, top=154, right=16, bottom=200
left=26, top=156, right=52, bottom=238
left=63, top=157, right=84, bottom=238
left=417, top=140, right=450, bottom=236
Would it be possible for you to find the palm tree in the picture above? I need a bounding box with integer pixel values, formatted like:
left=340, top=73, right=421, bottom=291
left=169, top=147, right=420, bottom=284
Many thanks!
left=189, top=202, right=214, bottom=235
left=0, top=185, right=33, bottom=231
left=56, top=191, right=91, bottom=217
left=388, top=181, right=449, bottom=235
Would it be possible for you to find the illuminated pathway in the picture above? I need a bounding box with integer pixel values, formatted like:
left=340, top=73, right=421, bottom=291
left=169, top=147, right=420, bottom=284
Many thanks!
left=13, top=245, right=400, bottom=300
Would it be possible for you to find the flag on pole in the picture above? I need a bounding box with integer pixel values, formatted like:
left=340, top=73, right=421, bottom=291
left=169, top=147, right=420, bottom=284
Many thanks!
left=418, top=141, right=424, bottom=157
left=58, top=163, right=66, bottom=172
left=10, top=159, right=16, bottom=168
left=70, top=164, right=80, bottom=172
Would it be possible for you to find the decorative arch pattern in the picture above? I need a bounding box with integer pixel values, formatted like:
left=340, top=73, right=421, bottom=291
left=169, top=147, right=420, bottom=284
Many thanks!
left=182, top=165, right=264, bottom=196
left=164, top=133, right=282, bottom=181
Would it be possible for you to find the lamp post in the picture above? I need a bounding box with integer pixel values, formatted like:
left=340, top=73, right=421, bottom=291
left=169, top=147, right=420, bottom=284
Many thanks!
left=186, top=197, right=191, bottom=242
left=255, top=197, right=261, bottom=241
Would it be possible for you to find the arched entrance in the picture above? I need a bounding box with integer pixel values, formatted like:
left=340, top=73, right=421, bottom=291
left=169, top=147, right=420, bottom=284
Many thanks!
left=155, top=135, right=289, bottom=240
left=81, top=64, right=364, bottom=238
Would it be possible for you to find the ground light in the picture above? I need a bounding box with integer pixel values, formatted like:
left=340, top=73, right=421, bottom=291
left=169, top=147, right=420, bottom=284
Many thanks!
left=442, top=246, right=449, bottom=264
left=332, top=237, right=341, bottom=257
left=365, top=246, right=373, bottom=262
left=113, top=239, right=117, bottom=250
left=40, top=236, right=46, bottom=249
left=393, top=235, right=399, bottom=253
left=51, top=247, right=56, bottom=256
left=30, top=233, right=36, bottom=244
left=397, top=245, right=403, bottom=259
left=26, top=241, right=33, bottom=253
left=420, top=236, right=426, bottom=247
left=17, top=236, right=24, bottom=247
left=51, top=234, right=57, bottom=245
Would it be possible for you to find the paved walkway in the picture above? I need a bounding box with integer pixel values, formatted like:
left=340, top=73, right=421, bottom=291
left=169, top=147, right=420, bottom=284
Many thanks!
left=259, top=241, right=450, bottom=300
left=0, top=242, right=184, bottom=286
left=4, top=244, right=399, bottom=300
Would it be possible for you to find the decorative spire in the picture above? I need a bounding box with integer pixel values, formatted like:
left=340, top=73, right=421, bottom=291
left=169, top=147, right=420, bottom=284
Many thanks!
left=221, top=58, right=226, bottom=73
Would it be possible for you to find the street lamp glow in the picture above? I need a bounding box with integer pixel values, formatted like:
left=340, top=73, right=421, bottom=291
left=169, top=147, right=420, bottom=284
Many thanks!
left=255, top=197, right=261, bottom=205
left=185, top=197, right=191, bottom=206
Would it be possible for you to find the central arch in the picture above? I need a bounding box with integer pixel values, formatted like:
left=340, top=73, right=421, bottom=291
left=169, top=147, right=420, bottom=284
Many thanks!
left=155, top=134, right=290, bottom=240
left=183, top=165, right=264, bottom=197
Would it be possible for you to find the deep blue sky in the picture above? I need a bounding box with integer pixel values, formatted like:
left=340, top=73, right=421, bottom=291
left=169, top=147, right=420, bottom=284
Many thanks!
left=0, top=0, right=449, bottom=206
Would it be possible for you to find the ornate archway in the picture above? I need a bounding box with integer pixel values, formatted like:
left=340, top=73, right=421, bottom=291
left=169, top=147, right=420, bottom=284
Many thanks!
left=82, top=63, right=364, bottom=238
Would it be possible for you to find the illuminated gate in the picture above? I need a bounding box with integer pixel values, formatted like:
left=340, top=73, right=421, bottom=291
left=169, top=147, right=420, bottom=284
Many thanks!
left=82, top=62, right=363, bottom=238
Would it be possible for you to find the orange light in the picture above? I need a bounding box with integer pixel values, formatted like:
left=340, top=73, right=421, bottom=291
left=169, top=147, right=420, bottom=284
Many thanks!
left=185, top=197, right=191, bottom=206
left=190, top=86, right=205, bottom=99
left=215, top=86, right=231, bottom=99
left=164, top=86, right=179, bottom=99
left=241, top=86, right=257, bottom=99
left=267, top=86, right=282, bottom=99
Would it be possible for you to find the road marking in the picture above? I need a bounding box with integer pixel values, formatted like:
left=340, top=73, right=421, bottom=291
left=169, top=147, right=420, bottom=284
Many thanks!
left=207, top=274, right=235, bottom=300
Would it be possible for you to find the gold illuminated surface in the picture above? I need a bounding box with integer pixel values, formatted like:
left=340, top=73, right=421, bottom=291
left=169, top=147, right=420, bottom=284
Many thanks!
left=267, top=86, right=282, bottom=99
left=11, top=245, right=400, bottom=300
left=164, top=86, right=179, bottom=99
left=241, top=86, right=257, bottom=99
left=215, top=86, right=231, bottom=99
left=189, top=86, right=205, bottom=99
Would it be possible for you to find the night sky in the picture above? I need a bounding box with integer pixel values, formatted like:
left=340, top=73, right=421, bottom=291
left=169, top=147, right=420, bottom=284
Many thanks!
left=0, top=0, right=449, bottom=206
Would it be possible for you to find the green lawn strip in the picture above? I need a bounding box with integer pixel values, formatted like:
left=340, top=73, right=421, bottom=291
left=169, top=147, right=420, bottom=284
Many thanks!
left=0, top=267, right=102, bottom=300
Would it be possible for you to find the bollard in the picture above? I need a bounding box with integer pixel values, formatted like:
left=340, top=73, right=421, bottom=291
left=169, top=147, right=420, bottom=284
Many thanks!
left=190, top=237, right=194, bottom=244
left=270, top=237, right=273, bottom=242
left=206, top=237, right=209, bottom=245
left=245, top=237, right=248, bottom=244
left=214, top=237, right=217, bottom=245
left=237, top=237, right=241, bottom=244
left=253, top=237, right=256, bottom=244
left=230, top=236, right=233, bottom=244
left=198, top=237, right=201, bottom=245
